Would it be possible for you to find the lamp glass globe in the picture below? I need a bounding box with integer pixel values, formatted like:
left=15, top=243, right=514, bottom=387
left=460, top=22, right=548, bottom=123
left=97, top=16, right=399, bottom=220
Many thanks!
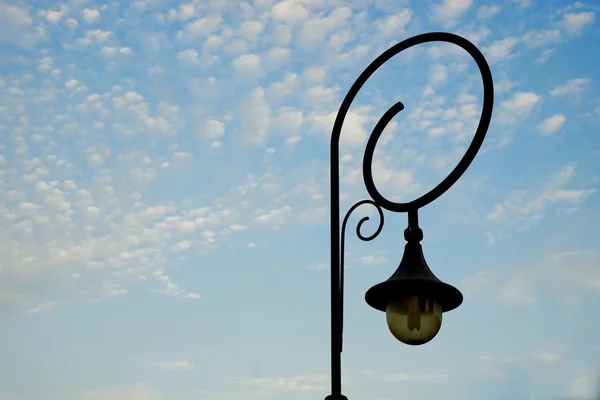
left=385, top=296, right=442, bottom=345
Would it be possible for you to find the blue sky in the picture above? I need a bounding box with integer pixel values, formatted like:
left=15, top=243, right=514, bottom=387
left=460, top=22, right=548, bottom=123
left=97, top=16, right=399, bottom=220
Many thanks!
left=0, top=0, right=599, bottom=399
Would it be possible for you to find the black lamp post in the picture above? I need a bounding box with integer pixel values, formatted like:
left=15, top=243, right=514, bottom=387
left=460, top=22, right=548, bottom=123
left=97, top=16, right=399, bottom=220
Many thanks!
left=324, top=32, right=494, bottom=400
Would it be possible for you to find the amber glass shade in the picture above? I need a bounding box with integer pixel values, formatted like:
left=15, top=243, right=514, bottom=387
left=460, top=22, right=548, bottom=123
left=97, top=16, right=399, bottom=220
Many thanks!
left=385, top=296, right=442, bottom=345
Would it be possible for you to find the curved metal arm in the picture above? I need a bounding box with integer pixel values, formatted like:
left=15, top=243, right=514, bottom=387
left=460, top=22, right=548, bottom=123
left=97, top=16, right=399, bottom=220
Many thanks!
left=326, top=200, right=383, bottom=400
left=328, top=32, right=494, bottom=399
left=339, top=200, right=384, bottom=351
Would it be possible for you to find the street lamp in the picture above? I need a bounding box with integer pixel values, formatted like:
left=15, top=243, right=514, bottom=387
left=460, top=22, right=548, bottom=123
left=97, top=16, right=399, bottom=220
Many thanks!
left=325, top=32, right=494, bottom=400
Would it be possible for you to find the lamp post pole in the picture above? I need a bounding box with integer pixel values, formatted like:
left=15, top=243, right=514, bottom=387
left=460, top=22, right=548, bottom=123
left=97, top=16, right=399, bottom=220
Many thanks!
left=324, top=32, right=494, bottom=400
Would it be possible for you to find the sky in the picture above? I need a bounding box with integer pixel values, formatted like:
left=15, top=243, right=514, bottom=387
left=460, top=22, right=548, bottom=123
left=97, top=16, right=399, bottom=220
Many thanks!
left=0, top=0, right=599, bottom=399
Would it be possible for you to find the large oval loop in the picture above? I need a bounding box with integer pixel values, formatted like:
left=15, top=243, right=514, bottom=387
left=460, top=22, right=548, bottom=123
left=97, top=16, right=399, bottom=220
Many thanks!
left=332, top=32, right=494, bottom=213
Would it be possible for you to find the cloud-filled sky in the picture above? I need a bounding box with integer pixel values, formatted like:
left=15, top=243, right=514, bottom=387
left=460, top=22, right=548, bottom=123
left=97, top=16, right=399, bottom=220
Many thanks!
left=1, top=0, right=599, bottom=399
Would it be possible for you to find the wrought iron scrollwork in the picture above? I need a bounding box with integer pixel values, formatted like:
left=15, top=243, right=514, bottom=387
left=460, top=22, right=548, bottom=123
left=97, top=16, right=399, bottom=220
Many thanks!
left=327, top=32, right=494, bottom=399
left=337, top=199, right=384, bottom=352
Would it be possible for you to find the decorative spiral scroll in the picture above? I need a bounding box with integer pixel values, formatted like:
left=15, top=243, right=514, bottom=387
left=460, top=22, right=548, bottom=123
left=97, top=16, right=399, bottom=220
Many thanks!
left=332, top=32, right=494, bottom=213
left=341, top=199, right=385, bottom=244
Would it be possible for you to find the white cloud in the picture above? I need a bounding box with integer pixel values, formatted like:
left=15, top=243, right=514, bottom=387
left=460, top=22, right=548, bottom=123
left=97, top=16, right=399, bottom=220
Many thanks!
left=430, top=0, right=473, bottom=28
left=199, top=230, right=216, bottom=245
left=533, top=350, right=563, bottom=365
left=255, top=205, right=292, bottom=225
left=548, top=251, right=600, bottom=294
left=82, top=8, right=101, bottom=24
left=45, top=6, right=68, bottom=24
left=204, top=35, right=225, bottom=52
left=326, top=29, right=354, bottom=53
left=244, top=374, right=327, bottom=393
left=498, top=91, right=540, bottom=124
left=535, top=48, right=555, bottom=64
left=170, top=3, right=196, bottom=21
left=460, top=270, right=493, bottom=297
left=360, top=255, right=388, bottom=265
left=561, top=11, right=595, bottom=36
left=149, top=361, right=195, bottom=371
left=202, top=119, right=225, bottom=139
left=265, top=47, right=290, bottom=66
left=93, top=282, right=127, bottom=301
left=148, top=65, right=163, bottom=75
left=423, top=86, right=435, bottom=96
left=0, top=3, right=42, bottom=47
left=86, top=144, right=112, bottom=165
left=239, top=87, right=271, bottom=144
left=65, top=79, right=80, bottom=90
left=1, top=3, right=31, bottom=26
left=0, top=144, right=225, bottom=304
left=129, top=167, right=157, bottom=185
left=307, top=262, right=327, bottom=271
left=303, top=85, right=340, bottom=108
left=176, top=219, right=195, bottom=233
left=377, top=9, right=412, bottom=36
left=379, top=372, right=446, bottom=382
left=232, top=54, right=262, bottom=79
left=500, top=274, right=535, bottom=305
left=549, top=78, right=591, bottom=100
left=567, top=366, right=600, bottom=398
left=271, top=0, right=309, bottom=24
left=297, top=7, right=352, bottom=50
left=285, top=136, right=301, bottom=147
left=75, top=29, right=112, bottom=46
left=80, top=384, right=162, bottom=400
left=176, top=49, right=201, bottom=67
left=537, top=114, right=566, bottom=136
left=271, top=107, right=303, bottom=133
left=229, top=224, right=247, bottom=232
left=514, top=0, right=533, bottom=7
left=495, top=79, right=514, bottom=94
left=487, top=165, right=596, bottom=229
left=311, top=106, right=372, bottom=149
left=27, top=300, right=57, bottom=314
left=255, top=0, right=276, bottom=8
left=64, top=18, right=78, bottom=29
left=521, top=29, right=561, bottom=48
left=430, top=64, right=448, bottom=83
left=223, top=39, right=248, bottom=57
left=271, top=24, right=292, bottom=46
left=483, top=37, right=519, bottom=63
left=302, top=65, right=327, bottom=82
left=239, top=20, right=264, bottom=40
left=477, top=5, right=500, bottom=19
left=152, top=269, right=199, bottom=298
left=184, top=15, right=222, bottom=37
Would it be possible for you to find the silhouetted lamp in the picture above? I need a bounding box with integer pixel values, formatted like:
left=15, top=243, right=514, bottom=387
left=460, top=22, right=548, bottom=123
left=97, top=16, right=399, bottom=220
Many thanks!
left=364, top=212, right=463, bottom=345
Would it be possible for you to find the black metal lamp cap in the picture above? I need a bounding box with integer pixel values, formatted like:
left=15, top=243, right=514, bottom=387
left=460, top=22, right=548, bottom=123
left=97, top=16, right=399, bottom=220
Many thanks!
left=365, top=230, right=463, bottom=313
